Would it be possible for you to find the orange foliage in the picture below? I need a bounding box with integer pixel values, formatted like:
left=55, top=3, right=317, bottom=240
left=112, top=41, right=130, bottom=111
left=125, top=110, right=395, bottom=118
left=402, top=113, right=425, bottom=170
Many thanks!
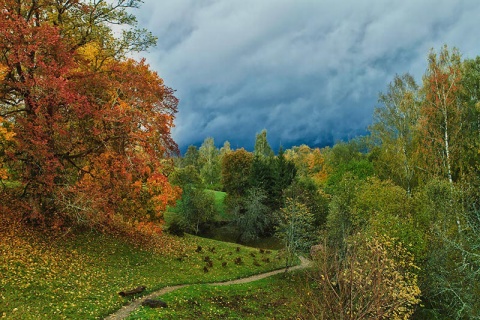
left=0, top=116, right=15, bottom=179
left=419, top=46, right=462, bottom=182
left=286, top=145, right=328, bottom=185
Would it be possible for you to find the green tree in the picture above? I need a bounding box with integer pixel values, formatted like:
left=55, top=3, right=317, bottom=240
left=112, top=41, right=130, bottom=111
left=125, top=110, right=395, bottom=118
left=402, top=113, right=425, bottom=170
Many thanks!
left=326, top=173, right=363, bottom=250
left=352, top=177, right=427, bottom=259
left=413, top=179, right=480, bottom=319
left=284, top=177, right=329, bottom=228
left=232, top=188, right=270, bottom=243
left=459, top=57, right=480, bottom=184
left=254, top=129, right=274, bottom=158
left=276, top=197, right=316, bottom=268
left=249, top=147, right=296, bottom=213
left=175, top=186, right=216, bottom=235
left=170, top=165, right=202, bottom=188
left=249, top=155, right=275, bottom=198
left=220, top=140, right=232, bottom=157
left=169, top=165, right=216, bottom=235
left=199, top=137, right=221, bottom=188
left=323, top=139, right=373, bottom=194
left=221, top=148, right=253, bottom=197
left=369, top=73, right=420, bottom=194
left=324, top=138, right=367, bottom=169
left=182, top=145, right=200, bottom=170
left=273, top=147, right=297, bottom=208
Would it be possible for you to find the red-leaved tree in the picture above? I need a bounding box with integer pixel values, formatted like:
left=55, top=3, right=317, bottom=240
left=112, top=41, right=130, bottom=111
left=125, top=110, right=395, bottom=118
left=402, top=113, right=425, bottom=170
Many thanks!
left=0, top=0, right=180, bottom=229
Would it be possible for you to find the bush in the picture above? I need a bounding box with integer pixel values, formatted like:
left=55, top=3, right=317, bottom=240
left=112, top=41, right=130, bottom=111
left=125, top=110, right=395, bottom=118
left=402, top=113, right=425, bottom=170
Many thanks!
left=174, top=186, right=217, bottom=235
left=302, top=234, right=421, bottom=320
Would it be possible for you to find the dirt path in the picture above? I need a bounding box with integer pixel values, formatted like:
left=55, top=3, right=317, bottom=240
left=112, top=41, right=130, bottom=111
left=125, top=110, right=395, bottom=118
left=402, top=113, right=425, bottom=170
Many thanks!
left=105, top=256, right=312, bottom=320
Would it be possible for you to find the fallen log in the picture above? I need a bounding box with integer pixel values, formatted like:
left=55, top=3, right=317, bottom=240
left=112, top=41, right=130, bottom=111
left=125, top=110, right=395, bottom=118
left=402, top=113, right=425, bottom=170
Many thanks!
left=118, top=286, right=146, bottom=297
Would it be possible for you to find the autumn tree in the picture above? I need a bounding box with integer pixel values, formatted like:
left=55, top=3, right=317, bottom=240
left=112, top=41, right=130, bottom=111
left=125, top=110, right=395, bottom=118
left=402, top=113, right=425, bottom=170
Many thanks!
left=419, top=46, right=463, bottom=184
left=221, top=148, right=254, bottom=227
left=304, top=234, right=421, bottom=320
left=0, top=116, right=15, bottom=181
left=0, top=0, right=180, bottom=228
left=285, top=145, right=328, bottom=186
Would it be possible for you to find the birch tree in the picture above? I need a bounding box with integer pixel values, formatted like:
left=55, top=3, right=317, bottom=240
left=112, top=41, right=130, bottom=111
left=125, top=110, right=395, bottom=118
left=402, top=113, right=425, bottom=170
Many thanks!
left=420, top=46, right=463, bottom=184
left=199, top=137, right=221, bottom=188
left=370, top=74, right=420, bottom=194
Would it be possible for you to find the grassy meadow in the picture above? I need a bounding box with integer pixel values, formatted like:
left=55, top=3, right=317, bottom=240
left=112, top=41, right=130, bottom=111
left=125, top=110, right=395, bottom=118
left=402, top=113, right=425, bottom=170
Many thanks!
left=127, top=272, right=305, bottom=319
left=0, top=222, right=289, bottom=319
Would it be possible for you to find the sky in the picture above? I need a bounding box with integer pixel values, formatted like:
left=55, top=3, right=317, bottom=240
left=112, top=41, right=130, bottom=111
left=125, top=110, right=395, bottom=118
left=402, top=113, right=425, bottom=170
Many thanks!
left=132, top=0, right=480, bottom=153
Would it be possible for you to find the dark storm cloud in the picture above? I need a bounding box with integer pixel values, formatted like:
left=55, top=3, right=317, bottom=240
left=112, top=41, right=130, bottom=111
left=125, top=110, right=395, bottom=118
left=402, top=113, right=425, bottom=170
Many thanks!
left=134, top=0, right=480, bottom=152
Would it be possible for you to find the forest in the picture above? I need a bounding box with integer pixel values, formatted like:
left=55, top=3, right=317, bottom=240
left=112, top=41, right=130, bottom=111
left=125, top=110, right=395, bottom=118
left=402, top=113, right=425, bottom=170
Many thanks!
left=1, top=1, right=479, bottom=319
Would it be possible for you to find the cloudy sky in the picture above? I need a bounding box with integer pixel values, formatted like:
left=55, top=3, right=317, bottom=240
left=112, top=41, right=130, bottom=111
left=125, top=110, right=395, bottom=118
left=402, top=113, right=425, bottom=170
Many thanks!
left=132, top=0, right=480, bottom=152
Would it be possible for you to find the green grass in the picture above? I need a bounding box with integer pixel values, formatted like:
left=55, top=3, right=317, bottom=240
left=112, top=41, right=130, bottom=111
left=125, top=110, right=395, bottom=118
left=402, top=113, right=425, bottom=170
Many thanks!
left=127, top=272, right=306, bottom=320
left=206, top=189, right=229, bottom=221
left=0, top=227, right=289, bottom=319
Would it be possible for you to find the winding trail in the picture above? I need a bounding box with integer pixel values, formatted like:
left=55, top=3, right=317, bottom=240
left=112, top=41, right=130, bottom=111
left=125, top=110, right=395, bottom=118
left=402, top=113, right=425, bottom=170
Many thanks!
left=105, top=256, right=312, bottom=320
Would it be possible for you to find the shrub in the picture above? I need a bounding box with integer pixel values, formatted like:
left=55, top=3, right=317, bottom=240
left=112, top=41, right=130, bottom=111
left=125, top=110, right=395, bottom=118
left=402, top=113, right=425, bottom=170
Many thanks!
left=302, top=234, right=421, bottom=320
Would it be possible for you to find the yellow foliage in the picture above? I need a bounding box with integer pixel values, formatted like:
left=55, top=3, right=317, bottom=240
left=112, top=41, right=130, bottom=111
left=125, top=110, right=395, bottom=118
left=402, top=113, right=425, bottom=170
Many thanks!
left=0, top=167, right=7, bottom=180
left=0, top=63, right=8, bottom=80
left=0, top=116, right=15, bottom=141
left=77, top=41, right=102, bottom=62
left=75, top=41, right=114, bottom=71
left=286, top=145, right=329, bottom=185
left=307, top=234, right=421, bottom=320
left=0, top=116, right=15, bottom=179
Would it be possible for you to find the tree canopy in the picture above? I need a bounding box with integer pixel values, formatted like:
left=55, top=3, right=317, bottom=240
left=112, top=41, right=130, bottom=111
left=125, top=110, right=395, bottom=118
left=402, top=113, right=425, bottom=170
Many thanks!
left=0, top=0, right=179, bottom=229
